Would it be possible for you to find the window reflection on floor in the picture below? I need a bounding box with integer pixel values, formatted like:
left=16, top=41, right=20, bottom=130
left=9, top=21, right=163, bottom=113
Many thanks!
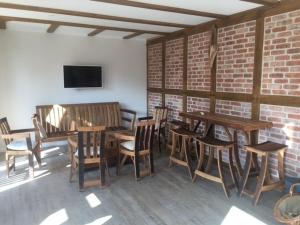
left=221, top=206, right=267, bottom=225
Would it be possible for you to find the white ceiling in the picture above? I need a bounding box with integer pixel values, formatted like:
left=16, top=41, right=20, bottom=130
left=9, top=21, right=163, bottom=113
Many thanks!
left=0, top=0, right=262, bottom=41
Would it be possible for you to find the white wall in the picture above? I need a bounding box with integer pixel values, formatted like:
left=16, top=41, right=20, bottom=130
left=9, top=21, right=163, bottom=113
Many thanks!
left=0, top=30, right=147, bottom=131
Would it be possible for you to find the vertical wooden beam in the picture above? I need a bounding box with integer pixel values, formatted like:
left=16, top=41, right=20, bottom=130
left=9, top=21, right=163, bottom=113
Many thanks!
left=182, top=35, right=188, bottom=121
left=252, top=15, right=265, bottom=121
left=0, top=19, right=6, bottom=29
left=251, top=14, right=265, bottom=147
left=210, top=29, right=217, bottom=113
left=147, top=45, right=149, bottom=116
left=162, top=40, right=166, bottom=107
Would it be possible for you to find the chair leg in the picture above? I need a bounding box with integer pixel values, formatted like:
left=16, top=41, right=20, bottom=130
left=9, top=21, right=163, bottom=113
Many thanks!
left=158, top=129, right=162, bottom=153
left=28, top=154, right=34, bottom=178
left=184, top=138, right=193, bottom=180
left=239, top=151, right=252, bottom=197
left=6, top=153, right=10, bottom=178
left=253, top=154, right=268, bottom=206
left=193, top=143, right=205, bottom=182
left=33, top=147, right=42, bottom=168
left=120, top=155, right=128, bottom=168
left=228, top=147, right=239, bottom=191
left=13, top=156, right=16, bottom=171
left=106, top=160, right=111, bottom=178
left=205, top=147, right=214, bottom=173
left=169, top=132, right=176, bottom=167
left=217, top=150, right=229, bottom=199
left=69, top=157, right=76, bottom=182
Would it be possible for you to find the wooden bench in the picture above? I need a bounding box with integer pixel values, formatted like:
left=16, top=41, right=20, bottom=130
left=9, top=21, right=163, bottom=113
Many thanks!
left=35, top=102, right=136, bottom=141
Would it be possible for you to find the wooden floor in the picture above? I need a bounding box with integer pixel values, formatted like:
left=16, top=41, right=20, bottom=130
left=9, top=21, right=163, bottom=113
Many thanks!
left=0, top=143, right=283, bottom=225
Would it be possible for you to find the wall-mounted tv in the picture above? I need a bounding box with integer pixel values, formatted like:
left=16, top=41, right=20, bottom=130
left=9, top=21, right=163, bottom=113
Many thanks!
left=64, top=65, right=102, bottom=88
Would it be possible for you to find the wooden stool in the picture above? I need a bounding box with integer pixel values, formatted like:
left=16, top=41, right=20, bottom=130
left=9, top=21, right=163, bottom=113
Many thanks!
left=240, top=141, right=287, bottom=206
left=169, top=128, right=198, bottom=180
left=193, top=136, right=238, bottom=198
left=167, top=120, right=190, bottom=151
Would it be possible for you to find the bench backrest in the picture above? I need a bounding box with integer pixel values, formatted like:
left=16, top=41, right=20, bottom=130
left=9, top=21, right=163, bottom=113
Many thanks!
left=36, top=102, right=123, bottom=134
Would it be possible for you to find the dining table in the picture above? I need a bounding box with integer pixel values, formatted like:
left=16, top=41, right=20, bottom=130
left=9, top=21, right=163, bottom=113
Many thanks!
left=179, top=111, right=273, bottom=179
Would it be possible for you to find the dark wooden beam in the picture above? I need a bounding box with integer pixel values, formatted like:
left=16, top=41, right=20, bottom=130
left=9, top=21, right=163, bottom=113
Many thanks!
left=123, top=32, right=144, bottom=39
left=0, top=2, right=191, bottom=28
left=260, top=95, right=300, bottom=108
left=0, top=16, right=168, bottom=35
left=0, top=19, right=5, bottom=29
left=47, top=24, right=59, bottom=33
left=252, top=15, right=265, bottom=120
left=240, top=0, right=280, bottom=6
left=88, top=28, right=106, bottom=36
left=92, top=0, right=227, bottom=19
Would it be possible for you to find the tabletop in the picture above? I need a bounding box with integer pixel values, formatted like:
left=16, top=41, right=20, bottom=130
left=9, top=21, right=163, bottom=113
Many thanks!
left=179, top=111, right=273, bottom=132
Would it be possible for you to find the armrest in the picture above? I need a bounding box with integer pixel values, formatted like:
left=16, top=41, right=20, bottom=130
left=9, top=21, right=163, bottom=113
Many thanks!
left=2, top=132, right=31, bottom=140
left=114, top=133, right=135, bottom=141
left=10, top=128, right=36, bottom=134
left=138, top=116, right=153, bottom=121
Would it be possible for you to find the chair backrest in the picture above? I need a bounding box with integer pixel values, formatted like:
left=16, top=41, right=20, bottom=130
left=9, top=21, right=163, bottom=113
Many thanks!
left=77, top=126, right=106, bottom=160
left=134, top=120, right=156, bottom=152
left=153, top=106, right=168, bottom=129
left=0, top=117, right=11, bottom=145
left=32, top=114, right=48, bottom=140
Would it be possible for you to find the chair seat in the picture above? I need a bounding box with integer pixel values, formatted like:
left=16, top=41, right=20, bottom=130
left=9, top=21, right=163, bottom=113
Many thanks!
left=197, top=136, right=234, bottom=147
left=120, top=140, right=135, bottom=151
left=7, top=139, right=37, bottom=151
left=245, top=141, right=287, bottom=153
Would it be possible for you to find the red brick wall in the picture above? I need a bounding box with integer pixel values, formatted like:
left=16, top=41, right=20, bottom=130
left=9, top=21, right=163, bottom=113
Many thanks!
left=165, top=94, right=183, bottom=121
left=262, top=9, right=300, bottom=96
left=187, top=32, right=211, bottom=91
left=217, top=21, right=256, bottom=93
left=147, top=92, right=162, bottom=117
left=148, top=43, right=162, bottom=88
left=165, top=38, right=184, bottom=89
left=147, top=11, right=300, bottom=177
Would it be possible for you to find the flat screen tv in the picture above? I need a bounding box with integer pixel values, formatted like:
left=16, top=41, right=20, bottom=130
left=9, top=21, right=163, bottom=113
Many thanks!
left=64, top=65, right=102, bottom=88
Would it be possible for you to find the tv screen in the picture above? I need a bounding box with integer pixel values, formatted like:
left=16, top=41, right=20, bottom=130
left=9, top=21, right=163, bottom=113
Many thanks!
left=64, top=65, right=102, bottom=88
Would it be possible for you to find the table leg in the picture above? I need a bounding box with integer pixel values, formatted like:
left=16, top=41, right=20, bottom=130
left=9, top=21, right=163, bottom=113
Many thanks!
left=250, top=130, right=260, bottom=173
left=233, top=130, right=243, bottom=178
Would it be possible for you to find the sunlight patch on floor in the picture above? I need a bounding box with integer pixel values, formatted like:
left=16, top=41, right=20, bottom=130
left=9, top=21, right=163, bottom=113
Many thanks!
left=86, top=193, right=101, bottom=208
left=85, top=215, right=112, bottom=225
left=221, top=206, right=268, bottom=225
left=0, top=169, right=51, bottom=193
left=40, top=208, right=68, bottom=225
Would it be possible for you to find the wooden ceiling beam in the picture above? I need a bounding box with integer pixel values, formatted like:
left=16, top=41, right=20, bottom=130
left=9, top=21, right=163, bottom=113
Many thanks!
left=88, top=28, right=106, bottom=36
left=240, top=0, right=281, bottom=6
left=0, top=19, right=6, bottom=29
left=92, top=0, right=227, bottom=19
left=0, top=16, right=168, bottom=35
left=47, top=24, right=59, bottom=33
left=123, top=32, right=144, bottom=39
left=0, top=2, right=191, bottom=28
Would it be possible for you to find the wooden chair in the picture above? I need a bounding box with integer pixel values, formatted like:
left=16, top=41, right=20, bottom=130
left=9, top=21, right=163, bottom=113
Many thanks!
left=115, top=120, right=156, bottom=180
left=32, top=114, right=76, bottom=152
left=240, top=141, right=287, bottom=205
left=139, top=106, right=168, bottom=152
left=69, top=126, right=109, bottom=191
left=193, top=136, right=238, bottom=198
left=0, top=117, right=41, bottom=178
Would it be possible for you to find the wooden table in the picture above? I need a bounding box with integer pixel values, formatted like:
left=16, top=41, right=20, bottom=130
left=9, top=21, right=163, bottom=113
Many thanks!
left=179, top=111, right=273, bottom=178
